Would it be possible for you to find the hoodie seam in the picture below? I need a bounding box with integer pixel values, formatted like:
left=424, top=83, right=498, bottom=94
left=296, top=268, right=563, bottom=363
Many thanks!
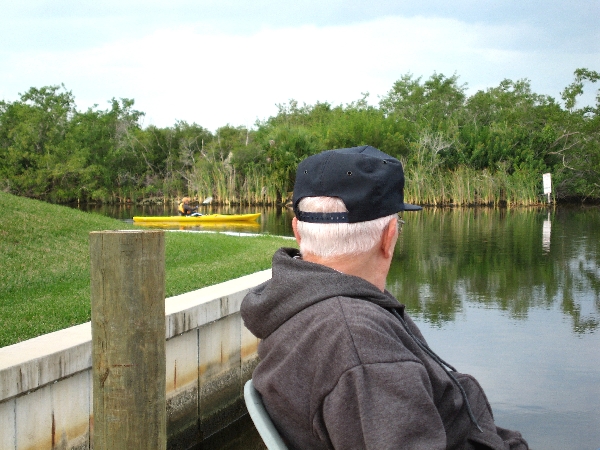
left=310, top=296, right=424, bottom=440
left=336, top=296, right=364, bottom=365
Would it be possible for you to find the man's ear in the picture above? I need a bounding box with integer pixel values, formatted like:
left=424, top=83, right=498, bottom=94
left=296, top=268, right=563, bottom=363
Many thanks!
left=381, top=217, right=398, bottom=259
left=292, top=217, right=301, bottom=246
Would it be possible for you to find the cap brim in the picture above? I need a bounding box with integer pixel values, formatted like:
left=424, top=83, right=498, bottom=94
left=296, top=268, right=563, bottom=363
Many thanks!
left=402, top=203, right=423, bottom=211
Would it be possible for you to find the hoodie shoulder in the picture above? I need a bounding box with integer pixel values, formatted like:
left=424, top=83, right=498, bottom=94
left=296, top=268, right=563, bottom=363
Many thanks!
left=241, top=247, right=403, bottom=340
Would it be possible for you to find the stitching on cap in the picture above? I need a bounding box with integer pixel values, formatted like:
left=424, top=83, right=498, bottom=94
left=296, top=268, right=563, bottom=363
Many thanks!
left=317, top=152, right=334, bottom=191
left=297, top=211, right=349, bottom=223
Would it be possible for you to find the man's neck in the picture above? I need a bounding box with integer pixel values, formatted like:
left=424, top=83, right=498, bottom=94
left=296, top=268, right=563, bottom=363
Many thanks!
left=301, top=250, right=389, bottom=292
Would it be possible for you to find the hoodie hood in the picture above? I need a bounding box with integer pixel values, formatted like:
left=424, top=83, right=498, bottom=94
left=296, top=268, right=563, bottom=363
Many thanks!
left=241, top=247, right=403, bottom=339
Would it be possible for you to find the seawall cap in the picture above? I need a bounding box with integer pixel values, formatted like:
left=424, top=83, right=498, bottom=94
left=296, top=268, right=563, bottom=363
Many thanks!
left=293, top=145, right=422, bottom=223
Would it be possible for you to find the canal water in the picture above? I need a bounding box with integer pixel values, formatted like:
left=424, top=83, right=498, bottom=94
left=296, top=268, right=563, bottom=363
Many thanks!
left=79, top=203, right=600, bottom=449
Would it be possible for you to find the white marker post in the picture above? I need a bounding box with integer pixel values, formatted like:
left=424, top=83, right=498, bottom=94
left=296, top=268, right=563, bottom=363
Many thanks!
left=543, top=173, right=552, bottom=204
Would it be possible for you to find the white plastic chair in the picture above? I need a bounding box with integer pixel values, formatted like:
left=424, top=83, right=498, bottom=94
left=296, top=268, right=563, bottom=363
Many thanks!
left=244, top=379, right=289, bottom=450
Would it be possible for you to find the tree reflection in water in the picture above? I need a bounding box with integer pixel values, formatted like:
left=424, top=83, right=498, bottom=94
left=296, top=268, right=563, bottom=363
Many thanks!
left=389, top=207, right=599, bottom=334
left=387, top=206, right=600, bottom=450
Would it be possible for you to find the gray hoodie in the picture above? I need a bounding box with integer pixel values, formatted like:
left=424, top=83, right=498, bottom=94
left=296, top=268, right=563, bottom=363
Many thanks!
left=241, top=248, right=528, bottom=450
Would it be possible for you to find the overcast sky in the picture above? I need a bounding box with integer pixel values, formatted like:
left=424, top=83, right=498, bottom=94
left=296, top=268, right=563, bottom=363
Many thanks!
left=1, top=1, right=599, bottom=131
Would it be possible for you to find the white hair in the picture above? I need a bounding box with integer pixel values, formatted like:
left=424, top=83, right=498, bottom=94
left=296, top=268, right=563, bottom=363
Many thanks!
left=296, top=197, right=397, bottom=258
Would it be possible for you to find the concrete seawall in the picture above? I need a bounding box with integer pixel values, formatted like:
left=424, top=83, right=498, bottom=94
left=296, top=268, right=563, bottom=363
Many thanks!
left=0, top=269, right=270, bottom=450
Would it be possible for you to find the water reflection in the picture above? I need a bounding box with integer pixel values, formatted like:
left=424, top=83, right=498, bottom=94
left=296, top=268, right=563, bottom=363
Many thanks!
left=542, top=212, right=551, bottom=253
left=388, top=207, right=600, bottom=450
left=132, top=220, right=262, bottom=235
left=389, top=207, right=600, bottom=335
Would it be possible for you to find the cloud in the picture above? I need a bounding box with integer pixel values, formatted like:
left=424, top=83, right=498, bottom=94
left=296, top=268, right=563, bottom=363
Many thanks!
left=2, top=15, right=598, bottom=131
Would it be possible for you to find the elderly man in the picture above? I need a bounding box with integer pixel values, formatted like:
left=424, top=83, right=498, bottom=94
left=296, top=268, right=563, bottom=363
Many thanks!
left=241, top=145, right=528, bottom=449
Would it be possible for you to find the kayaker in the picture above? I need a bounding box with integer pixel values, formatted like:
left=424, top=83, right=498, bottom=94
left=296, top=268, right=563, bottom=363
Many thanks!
left=178, top=197, right=198, bottom=216
left=241, top=145, right=529, bottom=449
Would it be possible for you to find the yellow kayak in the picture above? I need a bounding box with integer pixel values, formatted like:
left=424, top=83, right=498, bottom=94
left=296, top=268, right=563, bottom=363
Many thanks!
left=133, top=213, right=261, bottom=223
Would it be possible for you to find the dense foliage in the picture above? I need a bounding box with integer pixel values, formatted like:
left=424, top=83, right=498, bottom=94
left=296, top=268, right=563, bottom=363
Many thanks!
left=1, top=69, right=598, bottom=206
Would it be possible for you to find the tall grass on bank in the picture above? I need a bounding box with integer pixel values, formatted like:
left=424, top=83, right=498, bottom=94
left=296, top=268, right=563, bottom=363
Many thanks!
left=404, top=166, right=542, bottom=207
left=0, top=192, right=293, bottom=348
left=77, top=162, right=546, bottom=208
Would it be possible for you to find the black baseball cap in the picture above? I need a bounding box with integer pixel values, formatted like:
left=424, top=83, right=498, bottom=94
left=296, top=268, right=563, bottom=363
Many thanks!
left=293, top=145, right=422, bottom=223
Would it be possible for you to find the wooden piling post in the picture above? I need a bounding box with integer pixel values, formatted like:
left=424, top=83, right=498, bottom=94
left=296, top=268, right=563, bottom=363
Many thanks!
left=90, top=230, right=166, bottom=450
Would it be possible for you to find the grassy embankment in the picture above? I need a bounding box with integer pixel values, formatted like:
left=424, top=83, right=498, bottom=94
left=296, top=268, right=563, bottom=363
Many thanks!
left=0, top=192, right=294, bottom=348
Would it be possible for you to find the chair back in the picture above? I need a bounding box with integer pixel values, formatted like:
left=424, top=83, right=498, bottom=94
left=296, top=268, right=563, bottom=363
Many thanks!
left=244, top=379, right=289, bottom=450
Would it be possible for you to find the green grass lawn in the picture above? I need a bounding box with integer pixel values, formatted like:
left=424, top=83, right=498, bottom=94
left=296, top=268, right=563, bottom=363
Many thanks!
left=0, top=192, right=294, bottom=348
